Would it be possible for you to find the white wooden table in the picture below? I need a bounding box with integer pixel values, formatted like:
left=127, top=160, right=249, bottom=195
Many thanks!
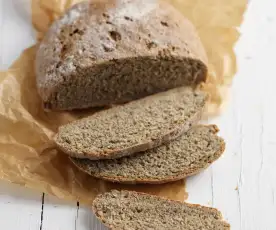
left=1, top=0, right=276, bottom=229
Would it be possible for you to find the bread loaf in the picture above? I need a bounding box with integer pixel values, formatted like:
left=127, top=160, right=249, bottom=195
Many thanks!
left=36, top=0, right=208, bottom=110
left=54, top=87, right=207, bottom=160
left=71, top=125, right=225, bottom=184
left=93, top=190, right=230, bottom=230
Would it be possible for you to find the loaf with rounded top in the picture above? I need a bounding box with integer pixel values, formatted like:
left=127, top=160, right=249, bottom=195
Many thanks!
left=93, top=190, right=230, bottom=230
left=71, top=125, right=225, bottom=184
left=36, top=0, right=208, bottom=110
left=54, top=87, right=207, bottom=160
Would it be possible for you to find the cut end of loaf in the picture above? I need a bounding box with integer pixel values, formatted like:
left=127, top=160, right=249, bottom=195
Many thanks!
left=70, top=125, right=225, bottom=184
left=35, top=0, right=208, bottom=111
left=39, top=56, right=207, bottom=111
left=92, top=190, right=230, bottom=230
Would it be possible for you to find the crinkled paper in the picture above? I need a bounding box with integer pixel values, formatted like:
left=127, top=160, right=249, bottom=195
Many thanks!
left=0, top=0, right=246, bottom=204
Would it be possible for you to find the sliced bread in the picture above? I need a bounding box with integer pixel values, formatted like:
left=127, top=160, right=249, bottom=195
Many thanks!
left=35, top=0, right=207, bottom=110
left=93, top=190, right=230, bottom=230
left=54, top=87, right=207, bottom=160
left=71, top=125, right=225, bottom=184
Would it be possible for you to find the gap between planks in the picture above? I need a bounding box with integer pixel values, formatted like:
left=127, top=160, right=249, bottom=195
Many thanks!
left=39, top=194, right=107, bottom=230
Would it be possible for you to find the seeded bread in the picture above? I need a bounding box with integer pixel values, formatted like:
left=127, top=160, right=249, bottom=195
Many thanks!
left=54, top=87, right=207, bottom=160
left=93, top=190, right=230, bottom=230
left=35, top=0, right=208, bottom=110
left=71, top=125, right=224, bottom=184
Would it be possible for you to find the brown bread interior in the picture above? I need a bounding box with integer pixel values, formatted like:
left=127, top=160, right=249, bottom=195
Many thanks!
left=71, top=125, right=225, bottom=184
left=93, top=190, right=230, bottom=230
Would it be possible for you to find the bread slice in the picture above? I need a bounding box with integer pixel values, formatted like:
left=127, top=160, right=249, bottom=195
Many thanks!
left=35, top=0, right=207, bottom=110
left=71, top=125, right=224, bottom=184
left=93, top=190, right=230, bottom=230
left=54, top=87, right=207, bottom=160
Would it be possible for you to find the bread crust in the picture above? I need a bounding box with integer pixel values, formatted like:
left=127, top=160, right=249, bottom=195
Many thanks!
left=36, top=0, right=208, bottom=110
left=92, top=190, right=230, bottom=230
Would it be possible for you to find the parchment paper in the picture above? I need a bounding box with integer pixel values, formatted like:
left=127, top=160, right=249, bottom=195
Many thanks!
left=0, top=0, right=247, bottom=204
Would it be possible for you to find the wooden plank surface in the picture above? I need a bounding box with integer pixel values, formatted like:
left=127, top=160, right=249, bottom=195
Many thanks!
left=0, top=181, right=42, bottom=230
left=1, top=0, right=276, bottom=229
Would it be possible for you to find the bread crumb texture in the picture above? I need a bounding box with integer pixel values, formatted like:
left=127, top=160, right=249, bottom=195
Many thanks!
left=93, top=190, right=230, bottom=230
left=71, top=125, right=225, bottom=183
left=55, top=87, right=207, bottom=159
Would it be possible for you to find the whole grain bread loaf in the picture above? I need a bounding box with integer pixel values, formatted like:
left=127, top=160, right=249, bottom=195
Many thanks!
left=71, top=125, right=224, bottom=184
left=36, top=0, right=208, bottom=110
left=93, top=190, right=230, bottom=230
left=54, top=87, right=207, bottom=160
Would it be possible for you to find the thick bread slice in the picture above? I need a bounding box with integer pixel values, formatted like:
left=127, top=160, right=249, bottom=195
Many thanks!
left=54, top=87, right=207, bottom=160
left=71, top=125, right=225, bottom=184
left=36, top=0, right=208, bottom=110
left=93, top=190, right=230, bottom=230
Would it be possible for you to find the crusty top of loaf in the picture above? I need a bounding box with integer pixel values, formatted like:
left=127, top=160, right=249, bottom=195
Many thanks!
left=36, top=0, right=207, bottom=101
left=93, top=190, right=230, bottom=230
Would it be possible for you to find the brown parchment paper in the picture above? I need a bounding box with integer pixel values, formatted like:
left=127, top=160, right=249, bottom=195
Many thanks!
left=0, top=0, right=247, bottom=205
